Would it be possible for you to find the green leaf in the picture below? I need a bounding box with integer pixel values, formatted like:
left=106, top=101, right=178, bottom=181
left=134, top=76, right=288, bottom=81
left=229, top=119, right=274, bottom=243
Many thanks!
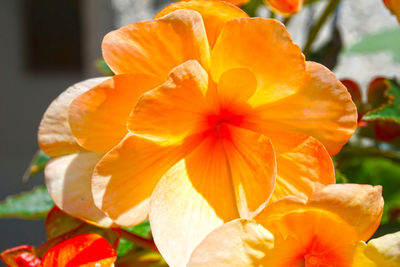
left=124, top=220, right=151, bottom=238
left=95, top=59, right=114, bottom=76
left=363, top=80, right=400, bottom=123
left=22, top=150, right=51, bottom=182
left=117, top=239, right=135, bottom=257
left=0, top=186, right=54, bottom=219
left=343, top=28, right=400, bottom=62
left=337, top=155, right=400, bottom=224
left=242, top=0, right=263, bottom=17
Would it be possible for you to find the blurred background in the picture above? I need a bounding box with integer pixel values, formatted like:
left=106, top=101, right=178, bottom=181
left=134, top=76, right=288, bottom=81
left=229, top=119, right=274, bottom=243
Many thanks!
left=0, top=0, right=399, bottom=254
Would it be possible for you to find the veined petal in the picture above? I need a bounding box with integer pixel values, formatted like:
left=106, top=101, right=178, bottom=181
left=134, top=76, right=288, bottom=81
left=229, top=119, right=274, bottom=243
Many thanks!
left=69, top=74, right=162, bottom=153
left=255, top=197, right=358, bottom=266
left=45, top=151, right=114, bottom=227
left=41, top=233, right=117, bottom=267
left=150, top=135, right=239, bottom=267
left=217, top=68, right=257, bottom=105
left=309, top=184, right=384, bottom=241
left=102, top=9, right=210, bottom=77
left=128, top=60, right=209, bottom=144
left=353, top=231, right=400, bottom=266
left=222, top=125, right=276, bottom=218
left=261, top=208, right=358, bottom=267
left=188, top=219, right=274, bottom=267
left=156, top=0, right=248, bottom=48
left=211, top=18, right=305, bottom=104
left=255, top=62, right=357, bottom=155
left=271, top=134, right=335, bottom=202
left=38, top=77, right=108, bottom=157
left=92, top=133, right=193, bottom=226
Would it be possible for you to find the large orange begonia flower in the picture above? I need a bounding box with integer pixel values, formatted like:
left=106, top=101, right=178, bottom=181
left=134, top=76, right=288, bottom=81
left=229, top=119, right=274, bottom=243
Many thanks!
left=39, top=1, right=357, bottom=266
left=187, top=184, right=388, bottom=267
left=383, top=0, right=400, bottom=22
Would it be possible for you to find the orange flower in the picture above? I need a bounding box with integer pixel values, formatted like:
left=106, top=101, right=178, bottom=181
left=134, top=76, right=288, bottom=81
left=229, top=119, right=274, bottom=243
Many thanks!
left=187, top=184, right=386, bottom=267
left=266, top=0, right=304, bottom=16
left=1, top=233, right=117, bottom=267
left=383, top=0, right=400, bottom=22
left=39, top=0, right=247, bottom=229
left=39, top=1, right=357, bottom=265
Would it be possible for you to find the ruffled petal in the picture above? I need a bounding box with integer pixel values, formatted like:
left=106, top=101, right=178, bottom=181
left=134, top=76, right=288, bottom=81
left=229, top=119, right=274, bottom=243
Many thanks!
left=102, top=10, right=210, bottom=77
left=309, top=184, right=384, bottom=241
left=38, top=77, right=108, bottom=156
left=188, top=219, right=273, bottom=267
left=128, top=60, right=209, bottom=144
left=92, top=133, right=193, bottom=226
left=255, top=197, right=358, bottom=267
left=254, top=62, right=357, bottom=155
left=222, top=125, right=276, bottom=218
left=156, top=0, right=248, bottom=48
left=271, top=134, right=335, bottom=202
left=69, top=74, right=162, bottom=153
left=211, top=18, right=305, bottom=104
left=45, top=151, right=114, bottom=227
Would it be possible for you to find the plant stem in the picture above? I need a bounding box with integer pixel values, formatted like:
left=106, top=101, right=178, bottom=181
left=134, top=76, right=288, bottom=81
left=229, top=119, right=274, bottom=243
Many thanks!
left=120, top=229, right=159, bottom=253
left=303, top=0, right=340, bottom=58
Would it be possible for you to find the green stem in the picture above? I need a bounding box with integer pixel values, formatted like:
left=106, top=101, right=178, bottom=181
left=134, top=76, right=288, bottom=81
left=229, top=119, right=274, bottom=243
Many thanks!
left=120, top=229, right=159, bottom=253
left=303, top=0, right=340, bottom=58
left=269, top=9, right=276, bottom=19
left=242, top=0, right=263, bottom=17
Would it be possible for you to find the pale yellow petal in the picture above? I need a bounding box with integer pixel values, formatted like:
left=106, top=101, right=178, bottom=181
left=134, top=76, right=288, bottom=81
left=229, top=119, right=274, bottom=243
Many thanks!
left=188, top=219, right=273, bottom=267
left=38, top=77, right=108, bottom=156
left=45, top=151, right=114, bottom=227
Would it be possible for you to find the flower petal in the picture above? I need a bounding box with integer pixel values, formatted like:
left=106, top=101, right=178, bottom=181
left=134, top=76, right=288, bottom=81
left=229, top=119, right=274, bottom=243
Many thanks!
left=41, top=233, right=117, bottom=267
left=38, top=77, right=108, bottom=157
left=270, top=134, right=335, bottom=202
left=156, top=0, right=248, bottom=48
left=352, top=242, right=378, bottom=267
left=354, top=231, right=400, bottom=266
left=128, top=60, right=209, bottom=144
left=309, top=184, right=384, bottom=241
left=92, top=133, right=192, bottom=226
left=102, top=9, right=210, bottom=77
left=255, top=62, right=357, bottom=155
left=211, top=18, right=305, bottom=104
left=45, top=151, right=114, bottom=227
left=261, top=208, right=358, bottom=266
left=222, top=125, right=276, bottom=218
left=217, top=68, right=257, bottom=105
left=69, top=74, right=162, bottom=153
left=255, top=197, right=358, bottom=266
left=150, top=136, right=239, bottom=267
left=188, top=219, right=274, bottom=267
left=244, top=128, right=334, bottom=202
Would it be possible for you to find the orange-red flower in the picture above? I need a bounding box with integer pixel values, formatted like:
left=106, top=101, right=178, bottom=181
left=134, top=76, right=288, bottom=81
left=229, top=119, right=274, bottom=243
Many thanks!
left=187, top=184, right=387, bottom=267
left=383, top=0, right=400, bottom=22
left=1, top=233, right=117, bottom=267
left=266, top=0, right=304, bottom=15
left=39, top=1, right=357, bottom=266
